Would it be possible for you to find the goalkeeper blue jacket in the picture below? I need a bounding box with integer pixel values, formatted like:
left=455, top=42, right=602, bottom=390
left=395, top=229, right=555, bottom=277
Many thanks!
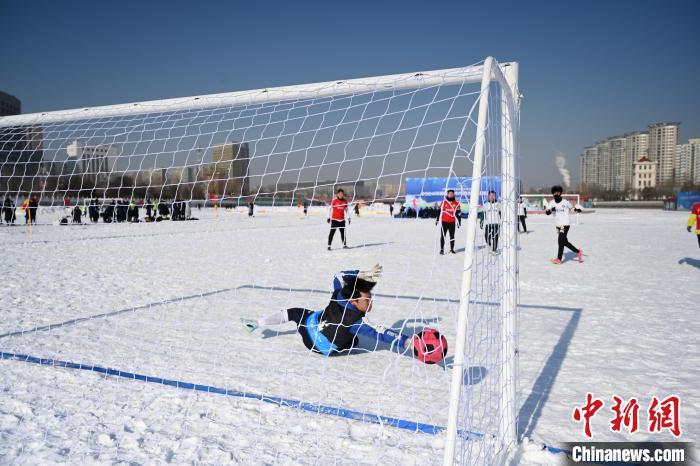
left=302, top=270, right=408, bottom=356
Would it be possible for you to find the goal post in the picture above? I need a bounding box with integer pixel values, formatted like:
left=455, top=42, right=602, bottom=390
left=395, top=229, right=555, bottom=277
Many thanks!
left=0, top=58, right=520, bottom=464
left=443, top=58, right=520, bottom=465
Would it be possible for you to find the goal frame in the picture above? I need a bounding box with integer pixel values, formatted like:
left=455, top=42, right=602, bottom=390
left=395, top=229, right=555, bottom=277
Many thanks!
left=0, top=57, right=520, bottom=465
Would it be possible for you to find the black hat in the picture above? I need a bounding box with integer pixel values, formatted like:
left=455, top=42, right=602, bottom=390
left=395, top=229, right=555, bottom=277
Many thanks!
left=341, top=276, right=376, bottom=300
left=551, top=185, right=563, bottom=195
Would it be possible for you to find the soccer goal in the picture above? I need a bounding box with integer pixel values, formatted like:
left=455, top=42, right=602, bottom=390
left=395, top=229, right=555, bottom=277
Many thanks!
left=0, top=57, right=520, bottom=464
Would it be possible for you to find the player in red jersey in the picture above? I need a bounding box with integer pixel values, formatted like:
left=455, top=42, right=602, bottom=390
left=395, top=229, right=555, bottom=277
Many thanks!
left=687, top=202, right=700, bottom=248
left=328, top=189, right=349, bottom=250
left=436, top=189, right=461, bottom=255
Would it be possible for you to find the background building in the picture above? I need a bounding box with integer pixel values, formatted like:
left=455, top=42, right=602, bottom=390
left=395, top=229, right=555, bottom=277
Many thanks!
left=632, top=156, right=657, bottom=197
left=377, top=183, right=401, bottom=199
left=334, top=180, right=373, bottom=199
left=66, top=139, right=117, bottom=187
left=595, top=139, right=613, bottom=190
left=208, top=142, right=250, bottom=197
left=609, top=136, right=627, bottom=191
left=624, top=131, right=649, bottom=189
left=675, top=143, right=693, bottom=184
left=579, top=122, right=699, bottom=194
left=647, top=122, right=680, bottom=185
left=580, top=145, right=599, bottom=188
left=675, top=138, right=700, bottom=186
left=0, top=91, right=21, bottom=117
left=691, top=139, right=700, bottom=185
left=0, top=124, right=43, bottom=193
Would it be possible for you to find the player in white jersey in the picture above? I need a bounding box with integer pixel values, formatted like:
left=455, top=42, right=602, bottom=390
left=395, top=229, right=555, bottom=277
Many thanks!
left=517, top=197, right=527, bottom=233
left=545, top=185, right=583, bottom=264
left=479, top=190, right=501, bottom=254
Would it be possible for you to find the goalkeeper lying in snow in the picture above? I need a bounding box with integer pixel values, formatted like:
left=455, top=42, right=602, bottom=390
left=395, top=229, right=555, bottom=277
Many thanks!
left=241, top=265, right=415, bottom=357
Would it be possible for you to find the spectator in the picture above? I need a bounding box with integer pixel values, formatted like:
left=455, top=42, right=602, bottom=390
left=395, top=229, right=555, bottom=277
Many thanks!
left=2, top=197, right=16, bottom=225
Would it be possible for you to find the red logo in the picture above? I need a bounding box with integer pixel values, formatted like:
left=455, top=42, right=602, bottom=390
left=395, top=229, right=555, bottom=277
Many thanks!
left=648, top=395, right=681, bottom=437
left=573, top=393, right=604, bottom=438
left=610, top=396, right=640, bottom=434
left=573, top=394, right=682, bottom=438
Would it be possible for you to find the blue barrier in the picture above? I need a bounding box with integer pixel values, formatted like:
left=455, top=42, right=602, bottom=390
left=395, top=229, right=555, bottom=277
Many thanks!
left=677, top=191, right=700, bottom=210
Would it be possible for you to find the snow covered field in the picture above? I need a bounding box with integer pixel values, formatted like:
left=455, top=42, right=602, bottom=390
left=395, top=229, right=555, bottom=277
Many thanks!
left=1, top=207, right=698, bottom=464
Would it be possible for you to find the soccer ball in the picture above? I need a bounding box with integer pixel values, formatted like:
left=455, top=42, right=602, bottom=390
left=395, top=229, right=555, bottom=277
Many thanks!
left=412, top=328, right=448, bottom=364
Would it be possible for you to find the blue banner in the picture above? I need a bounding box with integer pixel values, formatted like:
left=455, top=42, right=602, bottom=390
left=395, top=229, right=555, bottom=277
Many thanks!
left=677, top=191, right=700, bottom=210
left=405, top=177, right=501, bottom=211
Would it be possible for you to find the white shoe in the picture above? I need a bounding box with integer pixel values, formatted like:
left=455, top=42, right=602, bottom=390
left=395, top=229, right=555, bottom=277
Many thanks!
left=240, top=318, right=258, bottom=333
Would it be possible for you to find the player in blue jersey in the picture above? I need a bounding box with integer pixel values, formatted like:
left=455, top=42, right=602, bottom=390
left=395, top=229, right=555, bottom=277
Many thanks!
left=241, top=265, right=415, bottom=356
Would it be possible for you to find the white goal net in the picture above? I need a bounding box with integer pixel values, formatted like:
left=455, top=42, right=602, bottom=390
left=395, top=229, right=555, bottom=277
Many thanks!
left=0, top=57, right=520, bottom=464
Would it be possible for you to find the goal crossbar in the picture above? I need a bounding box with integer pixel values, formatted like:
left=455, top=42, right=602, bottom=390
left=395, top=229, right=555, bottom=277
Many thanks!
left=0, top=62, right=517, bottom=128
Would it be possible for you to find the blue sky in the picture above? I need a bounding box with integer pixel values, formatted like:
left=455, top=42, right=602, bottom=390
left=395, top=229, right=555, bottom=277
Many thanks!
left=2, top=0, right=699, bottom=188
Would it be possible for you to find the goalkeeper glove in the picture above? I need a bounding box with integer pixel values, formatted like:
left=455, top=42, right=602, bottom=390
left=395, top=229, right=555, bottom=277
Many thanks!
left=404, top=335, right=414, bottom=353
left=405, top=333, right=426, bottom=357
left=358, top=264, right=382, bottom=282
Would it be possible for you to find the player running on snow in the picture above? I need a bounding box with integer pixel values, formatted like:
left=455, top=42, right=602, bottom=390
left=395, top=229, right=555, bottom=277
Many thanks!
left=437, top=189, right=461, bottom=255
left=241, top=265, right=444, bottom=361
left=546, top=185, right=583, bottom=264
left=327, top=189, right=349, bottom=250
left=687, top=202, right=700, bottom=248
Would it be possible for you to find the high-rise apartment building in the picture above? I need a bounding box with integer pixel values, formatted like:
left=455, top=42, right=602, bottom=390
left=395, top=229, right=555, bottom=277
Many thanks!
left=648, top=122, right=680, bottom=185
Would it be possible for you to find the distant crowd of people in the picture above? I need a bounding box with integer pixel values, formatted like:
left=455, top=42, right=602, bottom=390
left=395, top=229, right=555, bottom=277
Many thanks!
left=0, top=196, right=199, bottom=226
left=393, top=204, right=444, bottom=219
left=63, top=198, right=196, bottom=225
left=2, top=196, right=39, bottom=225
